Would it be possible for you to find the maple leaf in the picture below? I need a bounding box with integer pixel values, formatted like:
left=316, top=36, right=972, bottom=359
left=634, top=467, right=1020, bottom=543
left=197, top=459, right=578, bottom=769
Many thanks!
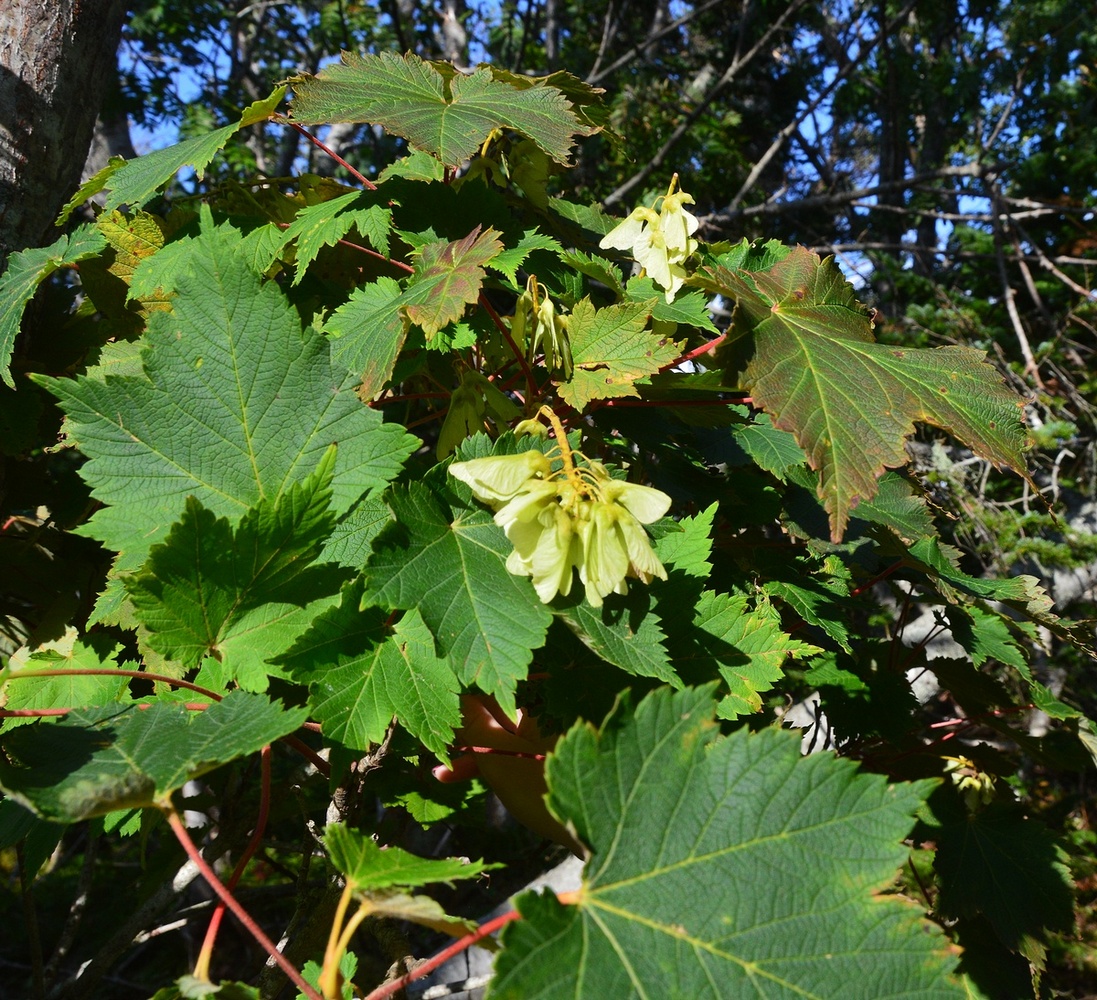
left=493, top=686, right=961, bottom=999
left=289, top=52, right=586, bottom=166
left=558, top=297, right=681, bottom=409
left=403, top=226, right=503, bottom=338
left=695, top=241, right=1030, bottom=540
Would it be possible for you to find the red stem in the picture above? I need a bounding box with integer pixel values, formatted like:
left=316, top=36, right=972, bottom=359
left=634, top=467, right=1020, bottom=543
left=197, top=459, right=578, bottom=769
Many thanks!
left=454, top=745, right=547, bottom=761
left=1, top=668, right=328, bottom=772
left=281, top=734, right=331, bottom=777
left=164, top=808, right=323, bottom=1000
left=197, top=745, right=274, bottom=966
left=362, top=909, right=522, bottom=1000
left=4, top=667, right=221, bottom=700
left=0, top=702, right=211, bottom=719
left=659, top=331, right=730, bottom=372
left=596, top=396, right=751, bottom=408
left=850, top=558, right=905, bottom=598
left=478, top=293, right=537, bottom=402
left=287, top=122, right=376, bottom=190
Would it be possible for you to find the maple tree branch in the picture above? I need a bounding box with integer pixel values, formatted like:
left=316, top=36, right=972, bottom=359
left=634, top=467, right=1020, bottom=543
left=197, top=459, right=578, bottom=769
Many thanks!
left=727, top=0, right=916, bottom=212
left=586, top=0, right=727, bottom=85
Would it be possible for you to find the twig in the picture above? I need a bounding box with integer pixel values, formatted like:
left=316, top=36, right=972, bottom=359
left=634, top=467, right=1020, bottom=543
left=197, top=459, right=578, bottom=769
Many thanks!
left=362, top=909, right=522, bottom=1000
left=193, top=745, right=274, bottom=980
left=603, top=0, right=808, bottom=206
left=164, top=807, right=322, bottom=1000
left=284, top=121, right=377, bottom=189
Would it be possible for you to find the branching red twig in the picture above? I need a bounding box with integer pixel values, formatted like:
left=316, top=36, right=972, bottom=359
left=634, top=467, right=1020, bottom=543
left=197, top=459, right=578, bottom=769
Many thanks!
left=165, top=806, right=323, bottom=1000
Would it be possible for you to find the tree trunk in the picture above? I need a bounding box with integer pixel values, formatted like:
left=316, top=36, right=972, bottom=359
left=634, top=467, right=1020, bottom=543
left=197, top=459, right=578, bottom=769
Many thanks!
left=0, top=0, right=129, bottom=268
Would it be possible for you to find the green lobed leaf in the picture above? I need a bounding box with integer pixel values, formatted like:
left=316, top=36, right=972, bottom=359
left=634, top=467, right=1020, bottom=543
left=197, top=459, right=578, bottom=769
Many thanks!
left=325, top=822, right=495, bottom=892
left=652, top=502, right=716, bottom=580
left=0, top=225, right=108, bottom=387
left=55, top=156, right=126, bottom=225
left=764, top=576, right=852, bottom=651
left=944, top=605, right=1027, bottom=670
left=319, top=496, right=393, bottom=568
left=367, top=479, right=552, bottom=716
left=289, top=52, right=585, bottom=166
left=126, top=453, right=349, bottom=690
left=556, top=250, right=624, bottom=297
left=377, top=148, right=447, bottom=183
left=479, top=65, right=611, bottom=134
left=553, top=590, right=677, bottom=686
left=0, top=692, right=308, bottom=823
left=129, top=210, right=249, bottom=299
left=323, top=276, right=406, bottom=399
left=695, top=243, right=1029, bottom=541
left=626, top=276, right=719, bottom=333
left=34, top=230, right=417, bottom=576
left=403, top=226, right=503, bottom=338
left=1, top=631, right=131, bottom=733
left=100, top=88, right=285, bottom=212
left=492, top=686, right=960, bottom=999
left=279, top=579, right=461, bottom=758
left=558, top=297, right=681, bottom=409
left=906, top=536, right=1097, bottom=664
left=153, top=976, right=259, bottom=1000
left=489, top=228, right=565, bottom=284
left=669, top=591, right=821, bottom=718
left=934, top=803, right=1074, bottom=965
left=263, top=191, right=393, bottom=283
left=731, top=412, right=806, bottom=480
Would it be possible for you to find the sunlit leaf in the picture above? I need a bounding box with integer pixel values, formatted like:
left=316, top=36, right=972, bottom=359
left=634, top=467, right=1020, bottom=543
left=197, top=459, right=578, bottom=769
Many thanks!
left=558, top=297, right=681, bottom=409
left=127, top=454, right=348, bottom=690
left=289, top=53, right=584, bottom=166
left=279, top=580, right=461, bottom=758
left=100, top=88, right=285, bottom=211
left=493, top=686, right=960, bottom=999
left=368, top=480, right=552, bottom=716
left=403, top=226, right=503, bottom=338
left=1, top=630, right=131, bottom=733
left=0, top=225, right=107, bottom=387
left=34, top=230, right=417, bottom=576
left=0, top=692, right=308, bottom=822
left=695, top=242, right=1028, bottom=540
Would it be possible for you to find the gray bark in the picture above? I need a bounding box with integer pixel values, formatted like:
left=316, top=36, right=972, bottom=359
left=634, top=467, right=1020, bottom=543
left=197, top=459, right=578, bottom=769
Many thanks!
left=0, top=0, right=129, bottom=267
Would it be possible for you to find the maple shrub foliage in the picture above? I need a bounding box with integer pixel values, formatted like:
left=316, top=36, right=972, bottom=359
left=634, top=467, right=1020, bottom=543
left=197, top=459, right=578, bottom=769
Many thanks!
left=1, top=53, right=1095, bottom=1000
